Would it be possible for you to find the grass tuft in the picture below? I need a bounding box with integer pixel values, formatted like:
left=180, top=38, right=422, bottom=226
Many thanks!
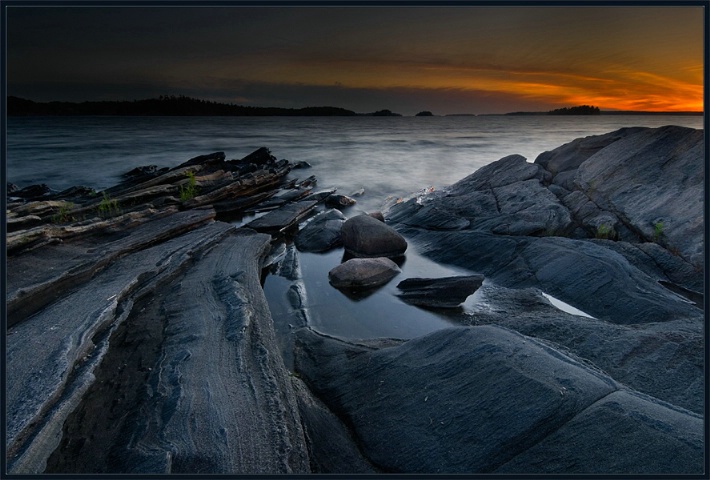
left=179, top=171, right=199, bottom=201
left=98, top=192, right=121, bottom=218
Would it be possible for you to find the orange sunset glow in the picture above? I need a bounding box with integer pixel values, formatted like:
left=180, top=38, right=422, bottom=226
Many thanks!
left=7, top=5, right=704, bottom=114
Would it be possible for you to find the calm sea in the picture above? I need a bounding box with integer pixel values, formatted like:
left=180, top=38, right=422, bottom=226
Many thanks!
left=6, top=114, right=706, bottom=342
left=6, top=115, right=703, bottom=214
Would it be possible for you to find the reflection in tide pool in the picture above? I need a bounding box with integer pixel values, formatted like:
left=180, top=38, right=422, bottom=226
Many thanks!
left=264, top=241, right=482, bottom=343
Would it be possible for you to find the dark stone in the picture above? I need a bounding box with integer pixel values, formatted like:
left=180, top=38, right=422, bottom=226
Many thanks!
left=178, top=151, right=226, bottom=168
left=325, top=194, right=357, bottom=209
left=340, top=214, right=407, bottom=258
left=12, top=183, right=53, bottom=199
left=239, top=147, right=275, bottom=166
left=295, top=209, right=346, bottom=253
left=328, top=257, right=401, bottom=289
left=396, top=275, right=484, bottom=308
left=368, top=211, right=385, bottom=222
left=293, top=161, right=312, bottom=169
left=124, top=164, right=158, bottom=178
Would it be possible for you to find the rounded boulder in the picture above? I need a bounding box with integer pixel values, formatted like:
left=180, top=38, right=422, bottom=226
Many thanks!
left=341, top=214, right=407, bottom=258
left=328, top=257, right=401, bottom=289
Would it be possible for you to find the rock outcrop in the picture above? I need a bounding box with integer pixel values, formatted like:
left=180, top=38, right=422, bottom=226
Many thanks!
left=7, top=125, right=704, bottom=475
left=294, top=326, right=703, bottom=474
left=5, top=147, right=342, bottom=475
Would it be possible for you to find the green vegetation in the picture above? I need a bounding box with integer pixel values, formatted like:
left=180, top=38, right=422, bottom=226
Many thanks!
left=595, top=223, right=617, bottom=240
left=98, top=192, right=121, bottom=218
left=179, top=171, right=199, bottom=201
left=52, top=202, right=75, bottom=224
left=653, top=221, right=665, bottom=242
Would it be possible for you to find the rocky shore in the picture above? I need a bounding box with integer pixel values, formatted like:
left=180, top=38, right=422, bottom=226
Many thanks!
left=5, top=125, right=704, bottom=474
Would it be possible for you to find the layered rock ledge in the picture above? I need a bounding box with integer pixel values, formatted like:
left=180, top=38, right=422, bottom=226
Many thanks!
left=5, top=125, right=705, bottom=475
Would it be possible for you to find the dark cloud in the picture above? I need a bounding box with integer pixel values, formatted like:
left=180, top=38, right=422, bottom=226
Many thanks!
left=6, top=5, right=703, bottom=113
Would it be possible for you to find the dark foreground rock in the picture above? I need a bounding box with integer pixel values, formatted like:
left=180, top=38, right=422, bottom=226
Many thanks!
left=5, top=147, right=346, bottom=474
left=396, top=275, right=484, bottom=308
left=294, top=326, right=703, bottom=474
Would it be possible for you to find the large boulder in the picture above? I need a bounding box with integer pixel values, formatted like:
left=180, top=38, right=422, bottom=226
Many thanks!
left=328, top=257, right=401, bottom=289
left=340, top=214, right=407, bottom=258
left=294, top=326, right=703, bottom=474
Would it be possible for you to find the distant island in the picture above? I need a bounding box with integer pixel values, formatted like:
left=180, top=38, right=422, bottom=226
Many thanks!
left=504, top=105, right=701, bottom=116
left=6, top=96, right=403, bottom=117
left=7, top=96, right=701, bottom=117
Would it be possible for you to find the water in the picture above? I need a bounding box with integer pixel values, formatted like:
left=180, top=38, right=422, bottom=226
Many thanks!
left=7, top=114, right=703, bottom=342
left=7, top=115, right=703, bottom=214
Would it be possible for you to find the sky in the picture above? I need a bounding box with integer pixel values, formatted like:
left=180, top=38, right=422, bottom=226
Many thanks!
left=5, top=4, right=705, bottom=115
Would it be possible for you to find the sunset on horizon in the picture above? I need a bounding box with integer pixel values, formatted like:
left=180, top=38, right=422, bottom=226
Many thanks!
left=5, top=4, right=704, bottom=114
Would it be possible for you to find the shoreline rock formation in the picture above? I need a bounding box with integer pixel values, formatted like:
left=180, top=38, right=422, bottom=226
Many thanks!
left=5, top=125, right=705, bottom=475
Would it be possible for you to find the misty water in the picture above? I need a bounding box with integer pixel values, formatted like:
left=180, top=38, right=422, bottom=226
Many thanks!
left=7, top=115, right=703, bottom=342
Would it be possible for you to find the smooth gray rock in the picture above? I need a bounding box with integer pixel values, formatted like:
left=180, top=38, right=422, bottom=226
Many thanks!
left=495, top=390, right=703, bottom=474
left=535, top=127, right=644, bottom=178
left=341, top=214, right=407, bottom=258
left=396, top=275, right=484, bottom=308
left=459, top=283, right=703, bottom=414
left=291, top=378, right=377, bottom=473
left=328, top=257, right=401, bottom=289
left=573, top=125, right=704, bottom=267
left=295, top=209, right=345, bottom=253
left=294, top=325, right=702, bottom=474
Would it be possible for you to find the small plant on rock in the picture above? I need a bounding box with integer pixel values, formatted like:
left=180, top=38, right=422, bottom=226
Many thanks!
left=98, top=192, right=121, bottom=218
left=595, top=223, right=616, bottom=240
left=653, top=221, right=665, bottom=242
left=179, top=171, right=199, bottom=201
left=52, top=201, right=75, bottom=224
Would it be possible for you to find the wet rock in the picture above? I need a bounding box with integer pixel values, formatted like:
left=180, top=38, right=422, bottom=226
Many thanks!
left=12, top=183, right=53, bottom=199
left=294, top=326, right=703, bottom=474
left=246, top=200, right=318, bottom=234
left=328, top=257, right=401, bottom=289
left=396, top=275, right=484, bottom=308
left=293, top=160, right=312, bottom=169
left=325, top=194, right=357, bottom=209
left=295, top=209, right=346, bottom=253
left=368, top=211, right=385, bottom=222
left=340, top=214, right=407, bottom=258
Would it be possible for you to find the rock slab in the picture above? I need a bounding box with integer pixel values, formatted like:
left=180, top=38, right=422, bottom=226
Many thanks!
left=294, top=326, right=703, bottom=474
left=396, top=275, right=484, bottom=308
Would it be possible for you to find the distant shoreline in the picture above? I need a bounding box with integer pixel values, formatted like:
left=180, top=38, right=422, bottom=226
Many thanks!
left=6, top=96, right=702, bottom=117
